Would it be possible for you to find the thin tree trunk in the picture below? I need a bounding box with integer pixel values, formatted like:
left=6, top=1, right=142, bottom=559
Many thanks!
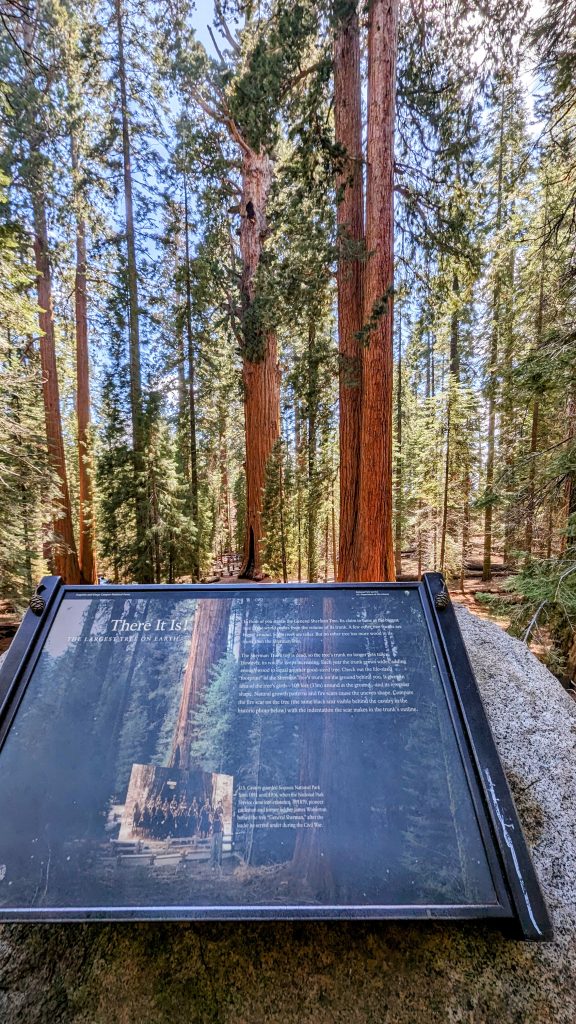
left=150, top=468, right=161, bottom=583
left=482, top=376, right=497, bottom=580
left=502, top=200, right=517, bottom=566
left=440, top=278, right=460, bottom=575
left=425, top=330, right=432, bottom=399
left=219, top=411, right=232, bottom=554
left=450, top=274, right=460, bottom=378
left=546, top=503, right=553, bottom=559
left=460, top=472, right=470, bottom=594
left=482, top=90, right=506, bottom=582
left=563, top=389, right=576, bottom=551
left=417, top=498, right=423, bottom=580
left=70, top=132, right=97, bottom=583
left=334, top=2, right=364, bottom=582
left=115, top=0, right=150, bottom=581
left=176, top=322, right=189, bottom=480
left=238, top=149, right=280, bottom=579
left=526, top=220, right=547, bottom=557
left=356, top=0, right=398, bottom=582
left=20, top=482, right=33, bottom=593
left=183, top=173, right=200, bottom=579
left=168, top=530, right=175, bottom=583
left=32, top=197, right=82, bottom=583
left=525, top=400, right=539, bottom=556
left=8, top=333, right=35, bottom=592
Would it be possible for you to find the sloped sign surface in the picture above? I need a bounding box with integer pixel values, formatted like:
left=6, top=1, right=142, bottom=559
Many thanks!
left=0, top=575, right=551, bottom=938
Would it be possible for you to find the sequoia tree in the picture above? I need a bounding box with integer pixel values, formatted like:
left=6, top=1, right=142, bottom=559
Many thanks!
left=237, top=146, right=280, bottom=578
left=170, top=1, right=323, bottom=578
left=15, top=7, right=84, bottom=583
left=334, top=1, right=364, bottom=581
left=337, top=0, right=398, bottom=582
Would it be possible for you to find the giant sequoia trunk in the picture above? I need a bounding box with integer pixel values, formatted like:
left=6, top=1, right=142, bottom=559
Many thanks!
left=334, top=4, right=364, bottom=582
left=238, top=149, right=280, bottom=579
left=32, top=198, right=83, bottom=584
left=170, top=598, right=231, bottom=770
left=71, top=134, right=97, bottom=584
left=356, top=0, right=398, bottom=582
left=307, top=323, right=319, bottom=582
left=394, top=300, right=403, bottom=577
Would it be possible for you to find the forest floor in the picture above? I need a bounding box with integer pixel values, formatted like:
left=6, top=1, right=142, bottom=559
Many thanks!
left=0, top=539, right=526, bottom=658
left=0, top=601, right=20, bottom=656
left=214, top=535, right=515, bottom=628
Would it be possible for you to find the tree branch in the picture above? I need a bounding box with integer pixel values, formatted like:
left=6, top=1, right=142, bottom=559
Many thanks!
left=207, top=24, right=225, bottom=63
left=279, top=58, right=326, bottom=101
left=214, top=0, right=240, bottom=54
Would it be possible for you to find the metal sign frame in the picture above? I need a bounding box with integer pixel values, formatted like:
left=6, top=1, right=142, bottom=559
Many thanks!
left=0, top=573, right=552, bottom=939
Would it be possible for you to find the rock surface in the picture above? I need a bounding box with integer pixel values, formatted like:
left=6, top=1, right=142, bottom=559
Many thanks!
left=0, top=607, right=575, bottom=1024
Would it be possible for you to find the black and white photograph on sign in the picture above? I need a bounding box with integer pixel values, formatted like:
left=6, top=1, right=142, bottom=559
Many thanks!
left=0, top=588, right=499, bottom=913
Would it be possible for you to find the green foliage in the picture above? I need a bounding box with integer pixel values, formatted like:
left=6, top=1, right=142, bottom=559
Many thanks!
left=0, top=0, right=574, bottom=660
left=226, top=2, right=324, bottom=153
left=189, top=654, right=248, bottom=774
left=504, top=549, right=576, bottom=677
left=241, top=293, right=269, bottom=363
left=0, top=172, right=50, bottom=605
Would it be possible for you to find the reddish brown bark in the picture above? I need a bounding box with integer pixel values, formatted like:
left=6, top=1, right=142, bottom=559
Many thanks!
left=71, top=135, right=97, bottom=584
left=356, top=0, right=398, bottom=582
left=394, top=298, right=403, bottom=577
left=307, top=323, right=319, bottom=582
left=170, top=599, right=231, bottom=770
left=334, top=4, right=364, bottom=582
left=33, top=198, right=83, bottom=583
left=238, top=150, right=280, bottom=578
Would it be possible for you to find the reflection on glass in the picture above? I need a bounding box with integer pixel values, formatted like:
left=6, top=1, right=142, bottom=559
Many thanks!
left=0, top=588, right=497, bottom=913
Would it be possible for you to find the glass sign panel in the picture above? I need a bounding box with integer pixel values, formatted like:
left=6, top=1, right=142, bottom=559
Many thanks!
left=0, top=580, right=552, bottom=935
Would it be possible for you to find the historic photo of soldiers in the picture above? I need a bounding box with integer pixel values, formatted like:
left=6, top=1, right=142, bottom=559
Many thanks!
left=118, top=764, right=233, bottom=870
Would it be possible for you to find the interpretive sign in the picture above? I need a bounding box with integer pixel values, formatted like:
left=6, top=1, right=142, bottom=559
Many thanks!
left=0, top=574, right=551, bottom=938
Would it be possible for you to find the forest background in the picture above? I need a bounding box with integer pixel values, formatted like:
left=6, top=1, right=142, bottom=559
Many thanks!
left=0, top=0, right=575, bottom=684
